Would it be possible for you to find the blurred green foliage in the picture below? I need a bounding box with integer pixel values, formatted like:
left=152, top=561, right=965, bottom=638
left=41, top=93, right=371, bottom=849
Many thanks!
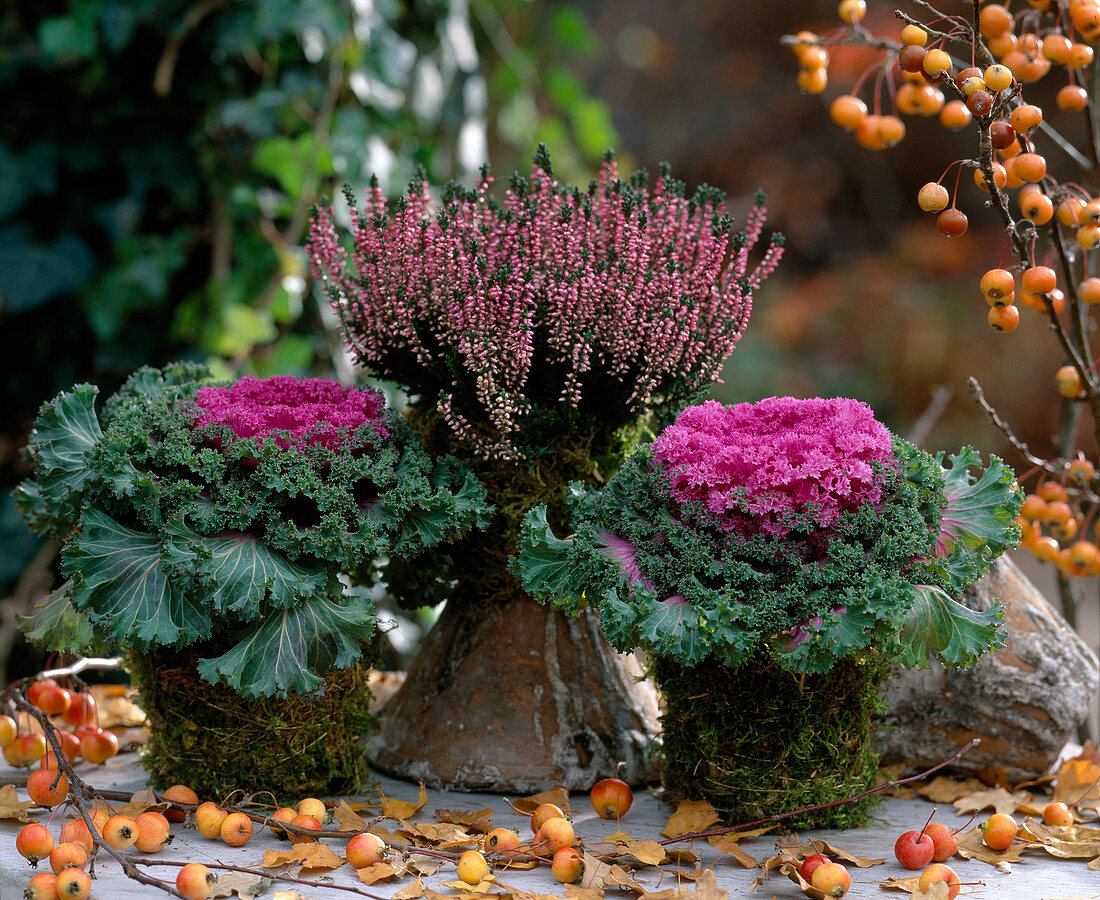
left=0, top=0, right=619, bottom=653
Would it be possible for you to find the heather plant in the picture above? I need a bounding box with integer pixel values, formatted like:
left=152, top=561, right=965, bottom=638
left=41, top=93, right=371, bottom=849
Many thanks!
left=307, top=146, right=784, bottom=462
left=14, top=362, right=489, bottom=699
left=516, top=396, right=1022, bottom=673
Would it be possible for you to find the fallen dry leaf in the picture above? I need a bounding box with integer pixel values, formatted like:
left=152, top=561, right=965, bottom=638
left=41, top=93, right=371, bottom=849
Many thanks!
left=333, top=798, right=372, bottom=833
left=601, top=833, right=668, bottom=866
left=405, top=853, right=447, bottom=876
left=666, top=848, right=699, bottom=866
left=510, top=787, right=571, bottom=816
left=581, top=851, right=649, bottom=892
left=209, top=871, right=271, bottom=899
left=755, top=860, right=831, bottom=899
left=564, top=886, right=606, bottom=900
left=880, top=876, right=952, bottom=898
left=357, top=862, right=404, bottom=884
left=0, top=784, right=38, bottom=822
left=381, top=783, right=429, bottom=822
left=91, top=684, right=146, bottom=728
left=811, top=839, right=885, bottom=867
left=707, top=833, right=756, bottom=869
left=1020, top=818, right=1100, bottom=861
left=661, top=800, right=720, bottom=838
left=407, top=821, right=479, bottom=848
left=438, top=878, right=498, bottom=894
left=425, top=887, right=505, bottom=900
left=1054, top=758, right=1100, bottom=810
left=262, top=842, right=345, bottom=871
left=394, top=877, right=426, bottom=900
left=498, top=885, right=573, bottom=900
left=639, top=868, right=727, bottom=900
left=114, top=787, right=165, bottom=818
left=914, top=775, right=988, bottom=804
left=436, top=808, right=494, bottom=833
left=952, top=786, right=1032, bottom=816
left=954, top=823, right=1031, bottom=870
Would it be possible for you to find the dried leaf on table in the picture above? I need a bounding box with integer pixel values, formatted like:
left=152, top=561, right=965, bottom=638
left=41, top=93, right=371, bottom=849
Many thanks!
left=707, top=834, right=756, bottom=868
left=406, top=853, right=447, bottom=876
left=952, top=786, right=1031, bottom=816
left=436, top=808, right=495, bottom=833
left=380, top=783, right=429, bottom=822
left=752, top=860, right=829, bottom=899
left=333, top=798, right=371, bottom=832
left=114, top=787, right=165, bottom=818
left=811, top=839, right=886, bottom=867
left=639, top=868, right=727, bottom=900
left=210, top=871, right=271, bottom=899
left=661, top=800, right=720, bottom=838
left=407, top=822, right=477, bottom=845
left=394, top=877, right=426, bottom=900
left=425, top=888, right=505, bottom=900
left=564, top=886, right=606, bottom=900
left=914, top=775, right=988, bottom=804
left=1053, top=758, right=1100, bottom=809
left=91, top=684, right=147, bottom=727
left=612, top=838, right=669, bottom=866
left=498, top=885, right=572, bottom=900
left=1020, top=818, right=1100, bottom=859
left=357, top=862, right=405, bottom=884
left=0, top=784, right=39, bottom=822
left=666, top=848, right=700, bottom=865
left=581, top=851, right=649, bottom=892
left=262, top=842, right=345, bottom=871
left=881, top=876, right=952, bottom=898
left=439, top=878, right=498, bottom=893
left=953, top=824, right=1031, bottom=870
left=510, top=787, right=571, bottom=816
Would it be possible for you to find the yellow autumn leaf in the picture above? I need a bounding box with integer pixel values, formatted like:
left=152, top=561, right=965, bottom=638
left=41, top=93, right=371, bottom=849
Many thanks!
left=357, top=862, right=404, bottom=884
left=0, top=784, right=38, bottom=823
left=381, top=783, right=429, bottom=822
left=262, top=842, right=344, bottom=871
left=660, top=800, right=720, bottom=838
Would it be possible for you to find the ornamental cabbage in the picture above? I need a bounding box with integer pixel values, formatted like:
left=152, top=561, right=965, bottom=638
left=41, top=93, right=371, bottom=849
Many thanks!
left=515, top=396, right=1022, bottom=673
left=16, top=363, right=491, bottom=697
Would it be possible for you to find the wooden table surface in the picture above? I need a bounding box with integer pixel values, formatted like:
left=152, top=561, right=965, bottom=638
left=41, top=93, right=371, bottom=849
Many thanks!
left=0, top=753, right=1094, bottom=899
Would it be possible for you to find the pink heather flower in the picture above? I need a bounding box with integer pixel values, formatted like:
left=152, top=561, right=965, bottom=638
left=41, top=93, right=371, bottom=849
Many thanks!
left=306, top=153, right=783, bottom=460
left=192, top=375, right=388, bottom=451
left=651, top=397, right=895, bottom=536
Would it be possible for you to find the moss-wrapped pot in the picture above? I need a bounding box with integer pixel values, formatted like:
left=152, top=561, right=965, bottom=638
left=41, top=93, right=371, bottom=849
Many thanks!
left=654, top=652, right=889, bottom=830
left=127, top=643, right=377, bottom=800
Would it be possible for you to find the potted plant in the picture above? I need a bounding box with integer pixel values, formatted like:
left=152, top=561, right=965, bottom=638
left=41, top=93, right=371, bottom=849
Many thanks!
left=516, top=396, right=1022, bottom=827
left=15, top=362, right=489, bottom=796
left=306, top=147, right=784, bottom=790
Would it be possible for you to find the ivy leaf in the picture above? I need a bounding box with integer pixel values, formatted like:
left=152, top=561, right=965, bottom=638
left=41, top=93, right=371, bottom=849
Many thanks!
left=17, top=580, right=97, bottom=654
left=14, top=384, right=102, bottom=536
left=196, top=593, right=376, bottom=698
left=935, top=448, right=1022, bottom=559
left=175, top=523, right=328, bottom=619
left=513, top=505, right=585, bottom=603
left=893, top=584, right=1005, bottom=669
left=64, top=507, right=211, bottom=648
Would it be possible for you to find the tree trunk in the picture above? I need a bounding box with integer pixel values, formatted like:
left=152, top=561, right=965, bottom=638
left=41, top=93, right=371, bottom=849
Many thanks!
left=366, top=589, right=659, bottom=792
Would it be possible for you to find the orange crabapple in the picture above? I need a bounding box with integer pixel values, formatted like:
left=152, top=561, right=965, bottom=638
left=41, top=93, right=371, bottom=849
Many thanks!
left=102, top=814, right=138, bottom=850
left=484, top=827, right=523, bottom=855
left=1059, top=196, right=1086, bottom=225
left=989, top=32, right=1018, bottom=57
left=1058, top=85, right=1089, bottom=112
left=36, top=686, right=71, bottom=717
left=974, top=162, right=1007, bottom=192
left=0, top=713, right=16, bottom=747
left=984, top=63, right=1014, bottom=90
left=1034, top=535, right=1062, bottom=562
left=535, top=816, right=575, bottom=855
left=1077, top=224, right=1100, bottom=249
left=25, top=872, right=59, bottom=900
left=918, top=863, right=961, bottom=900
left=288, top=813, right=322, bottom=844
left=1039, top=481, right=1068, bottom=503
left=922, top=48, right=952, bottom=78
left=1079, top=278, right=1100, bottom=304
left=837, top=0, right=867, bottom=24
left=17, top=822, right=55, bottom=866
left=1022, top=266, right=1057, bottom=294
left=1043, top=800, right=1074, bottom=825
left=552, top=847, right=585, bottom=883
left=61, top=693, right=96, bottom=729
left=177, top=862, right=216, bottom=900
left=789, top=31, right=819, bottom=59
left=829, top=95, right=867, bottom=131
left=980, top=268, right=1015, bottom=299
left=1009, top=104, right=1044, bottom=133
left=958, top=74, right=986, bottom=97
left=1069, top=43, right=1095, bottom=68
left=268, top=807, right=297, bottom=838
left=48, top=842, right=87, bottom=875
left=295, top=797, right=328, bottom=823
left=924, top=822, right=959, bottom=862
left=1067, top=457, right=1095, bottom=484
left=797, top=67, right=828, bottom=95
left=981, top=813, right=1019, bottom=850
left=78, top=727, right=118, bottom=764
left=1082, top=199, right=1100, bottom=223
left=988, top=304, right=1020, bottom=332
left=1068, top=540, right=1100, bottom=574
left=990, top=119, right=1016, bottom=148
left=27, top=679, right=58, bottom=708
left=899, top=44, right=928, bottom=73
left=456, top=849, right=490, bottom=885
left=162, top=784, right=198, bottom=823
left=27, top=768, right=69, bottom=807
left=56, top=867, right=91, bottom=900
left=58, top=819, right=94, bottom=856
left=966, top=89, right=995, bottom=116
left=980, top=3, right=1015, bottom=37
left=901, top=24, right=928, bottom=46
left=219, top=811, right=253, bottom=847
left=346, top=831, right=388, bottom=867
left=1013, top=152, right=1048, bottom=183
left=194, top=801, right=228, bottom=839
left=10, top=731, right=48, bottom=766
left=134, top=810, right=173, bottom=852
left=530, top=802, right=567, bottom=833
left=1019, top=191, right=1054, bottom=225
left=939, top=100, right=972, bottom=129
left=1020, top=493, right=1047, bottom=518
left=811, top=861, right=852, bottom=897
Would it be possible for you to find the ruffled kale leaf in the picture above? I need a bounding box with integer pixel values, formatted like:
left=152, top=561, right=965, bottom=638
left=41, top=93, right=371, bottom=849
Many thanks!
left=14, top=384, right=103, bottom=539
left=513, top=505, right=587, bottom=609
left=196, top=592, right=376, bottom=698
left=890, top=583, right=1005, bottom=668
left=17, top=582, right=98, bottom=655
left=63, top=507, right=212, bottom=648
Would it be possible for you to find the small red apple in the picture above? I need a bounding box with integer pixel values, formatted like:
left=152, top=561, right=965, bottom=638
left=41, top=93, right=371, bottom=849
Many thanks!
left=590, top=764, right=633, bottom=819
left=923, top=822, right=958, bottom=861
left=894, top=828, right=935, bottom=870
left=798, top=852, right=830, bottom=881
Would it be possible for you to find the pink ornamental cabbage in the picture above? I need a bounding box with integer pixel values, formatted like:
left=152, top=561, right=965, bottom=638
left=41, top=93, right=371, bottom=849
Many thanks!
left=651, top=397, right=895, bottom=535
left=192, top=375, right=388, bottom=451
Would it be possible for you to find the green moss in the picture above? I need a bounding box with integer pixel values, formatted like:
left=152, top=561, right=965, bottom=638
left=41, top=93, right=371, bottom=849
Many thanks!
left=127, top=643, right=378, bottom=802
left=654, top=652, right=889, bottom=831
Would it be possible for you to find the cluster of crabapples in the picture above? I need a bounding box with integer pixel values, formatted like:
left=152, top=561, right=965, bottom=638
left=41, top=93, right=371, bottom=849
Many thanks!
left=790, top=0, right=1100, bottom=332
left=1016, top=470, right=1100, bottom=575
left=2, top=679, right=119, bottom=770
left=461, top=771, right=635, bottom=887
